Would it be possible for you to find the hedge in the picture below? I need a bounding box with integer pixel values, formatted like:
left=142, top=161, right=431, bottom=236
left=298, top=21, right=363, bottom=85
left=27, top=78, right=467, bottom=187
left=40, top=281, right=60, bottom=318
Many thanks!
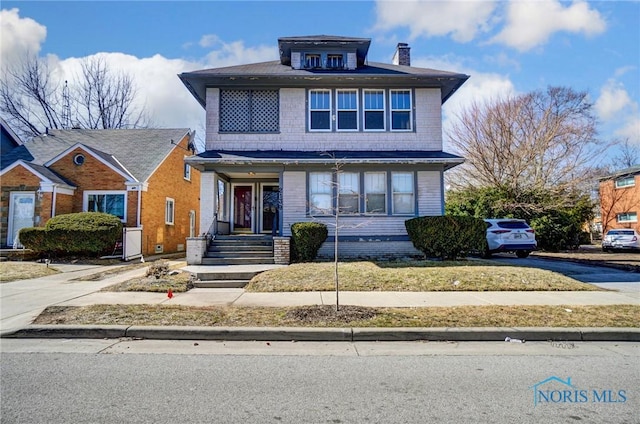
left=405, top=215, right=486, bottom=260
left=290, top=222, right=328, bottom=262
left=19, top=212, right=123, bottom=257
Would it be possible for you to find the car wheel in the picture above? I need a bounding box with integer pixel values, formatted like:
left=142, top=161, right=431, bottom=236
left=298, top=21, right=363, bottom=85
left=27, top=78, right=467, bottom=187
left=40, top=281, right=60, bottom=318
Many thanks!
left=481, top=243, right=492, bottom=259
left=516, top=251, right=530, bottom=258
left=602, top=247, right=609, bottom=253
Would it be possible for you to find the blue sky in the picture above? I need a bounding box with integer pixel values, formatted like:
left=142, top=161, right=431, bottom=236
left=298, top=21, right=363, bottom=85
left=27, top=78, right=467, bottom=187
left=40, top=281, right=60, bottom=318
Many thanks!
left=1, top=1, right=639, bottom=161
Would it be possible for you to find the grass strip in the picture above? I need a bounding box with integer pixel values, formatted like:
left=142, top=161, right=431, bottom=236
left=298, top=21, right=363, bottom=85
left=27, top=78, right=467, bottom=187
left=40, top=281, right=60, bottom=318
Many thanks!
left=34, top=304, right=639, bottom=328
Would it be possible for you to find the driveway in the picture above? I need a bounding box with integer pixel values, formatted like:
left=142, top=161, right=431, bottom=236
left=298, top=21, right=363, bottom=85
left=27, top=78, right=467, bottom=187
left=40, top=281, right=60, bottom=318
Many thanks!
left=491, top=253, right=640, bottom=294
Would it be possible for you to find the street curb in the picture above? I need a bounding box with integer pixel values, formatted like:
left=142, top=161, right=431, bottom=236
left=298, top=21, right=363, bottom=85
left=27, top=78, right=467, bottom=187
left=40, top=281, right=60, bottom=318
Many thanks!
left=531, top=253, right=640, bottom=273
left=2, top=325, right=639, bottom=342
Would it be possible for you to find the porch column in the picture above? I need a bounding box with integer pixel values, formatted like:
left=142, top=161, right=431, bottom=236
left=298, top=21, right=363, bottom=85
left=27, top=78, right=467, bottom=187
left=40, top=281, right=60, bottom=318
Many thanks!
left=273, top=236, right=290, bottom=265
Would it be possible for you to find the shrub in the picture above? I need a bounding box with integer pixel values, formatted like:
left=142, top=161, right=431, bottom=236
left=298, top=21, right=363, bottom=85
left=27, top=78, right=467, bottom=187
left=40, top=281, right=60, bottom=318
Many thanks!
left=17, top=227, right=48, bottom=253
left=146, top=260, right=170, bottom=279
left=405, top=216, right=486, bottom=260
left=291, top=222, right=328, bottom=262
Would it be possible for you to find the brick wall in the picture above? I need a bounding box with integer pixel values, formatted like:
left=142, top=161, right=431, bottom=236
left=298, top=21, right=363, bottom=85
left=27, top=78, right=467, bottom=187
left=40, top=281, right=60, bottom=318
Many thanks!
left=600, top=176, right=640, bottom=234
left=141, top=134, right=200, bottom=255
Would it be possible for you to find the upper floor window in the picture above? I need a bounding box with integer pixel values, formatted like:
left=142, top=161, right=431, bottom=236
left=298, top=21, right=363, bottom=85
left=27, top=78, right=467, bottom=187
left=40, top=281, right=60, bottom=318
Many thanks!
left=615, top=176, right=635, bottom=189
left=219, top=89, right=279, bottom=133
left=309, top=90, right=331, bottom=131
left=336, top=90, right=358, bottom=131
left=305, top=54, right=321, bottom=68
left=363, top=90, right=385, bottom=131
left=183, top=163, right=191, bottom=181
left=85, top=191, right=126, bottom=221
left=326, top=54, right=343, bottom=69
left=617, top=212, right=637, bottom=223
left=390, top=90, right=412, bottom=131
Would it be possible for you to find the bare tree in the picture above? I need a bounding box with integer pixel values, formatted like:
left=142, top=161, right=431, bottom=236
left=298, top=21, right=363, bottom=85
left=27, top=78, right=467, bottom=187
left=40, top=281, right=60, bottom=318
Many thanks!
left=447, top=86, right=609, bottom=203
left=0, top=53, right=147, bottom=138
left=75, top=56, right=147, bottom=129
left=611, top=138, right=639, bottom=169
left=0, top=54, right=62, bottom=136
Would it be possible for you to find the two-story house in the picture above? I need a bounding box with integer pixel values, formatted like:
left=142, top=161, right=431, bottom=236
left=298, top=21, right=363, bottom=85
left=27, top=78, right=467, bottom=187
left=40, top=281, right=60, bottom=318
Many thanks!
left=599, top=165, right=640, bottom=235
left=179, top=35, right=468, bottom=261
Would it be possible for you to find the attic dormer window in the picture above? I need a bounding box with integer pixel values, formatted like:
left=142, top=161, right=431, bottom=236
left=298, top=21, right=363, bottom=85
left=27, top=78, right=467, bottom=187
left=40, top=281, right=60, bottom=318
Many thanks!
left=327, top=54, right=343, bottom=69
left=305, top=54, right=321, bottom=68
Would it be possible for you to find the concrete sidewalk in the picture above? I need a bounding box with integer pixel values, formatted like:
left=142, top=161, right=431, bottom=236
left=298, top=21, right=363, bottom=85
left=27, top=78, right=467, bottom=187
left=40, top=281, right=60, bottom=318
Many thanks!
left=1, top=260, right=639, bottom=342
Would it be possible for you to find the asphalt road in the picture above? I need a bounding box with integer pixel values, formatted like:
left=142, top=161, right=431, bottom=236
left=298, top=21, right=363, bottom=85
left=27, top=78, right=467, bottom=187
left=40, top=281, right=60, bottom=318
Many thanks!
left=1, top=340, right=638, bottom=424
left=491, top=254, right=640, bottom=292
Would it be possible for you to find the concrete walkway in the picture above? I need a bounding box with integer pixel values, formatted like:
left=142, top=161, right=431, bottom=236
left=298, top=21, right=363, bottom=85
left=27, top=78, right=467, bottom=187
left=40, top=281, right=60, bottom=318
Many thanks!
left=1, top=260, right=639, bottom=341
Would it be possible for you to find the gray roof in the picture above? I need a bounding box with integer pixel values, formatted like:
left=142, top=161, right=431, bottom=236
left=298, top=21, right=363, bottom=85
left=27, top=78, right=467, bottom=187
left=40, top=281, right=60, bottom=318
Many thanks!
left=24, top=128, right=191, bottom=182
left=599, top=165, right=640, bottom=181
left=179, top=60, right=469, bottom=108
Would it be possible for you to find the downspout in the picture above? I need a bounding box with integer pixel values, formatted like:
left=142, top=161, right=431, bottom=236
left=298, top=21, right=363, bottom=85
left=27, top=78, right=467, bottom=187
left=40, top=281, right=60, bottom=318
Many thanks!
left=137, top=186, right=142, bottom=227
left=51, top=185, right=57, bottom=218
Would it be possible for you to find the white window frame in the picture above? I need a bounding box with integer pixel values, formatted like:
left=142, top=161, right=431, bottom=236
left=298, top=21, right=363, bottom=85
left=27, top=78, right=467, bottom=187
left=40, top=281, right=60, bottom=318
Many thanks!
left=363, top=89, right=385, bottom=131
left=617, top=212, right=637, bottom=223
left=326, top=54, right=343, bottom=69
left=338, top=172, right=360, bottom=214
left=183, top=162, right=191, bottom=181
left=390, top=89, right=413, bottom=131
left=615, top=176, right=635, bottom=189
left=336, top=89, right=359, bottom=131
left=305, top=54, right=321, bottom=68
left=364, top=172, right=387, bottom=215
left=391, top=172, right=415, bottom=215
left=83, top=190, right=127, bottom=222
left=309, top=89, right=332, bottom=131
left=309, top=172, right=333, bottom=215
left=165, top=197, right=175, bottom=225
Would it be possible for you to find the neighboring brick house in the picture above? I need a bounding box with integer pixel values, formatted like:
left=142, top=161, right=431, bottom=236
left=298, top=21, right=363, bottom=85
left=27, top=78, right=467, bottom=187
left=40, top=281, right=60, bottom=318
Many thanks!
left=599, top=165, right=640, bottom=235
left=0, top=127, right=200, bottom=256
left=179, top=35, right=468, bottom=259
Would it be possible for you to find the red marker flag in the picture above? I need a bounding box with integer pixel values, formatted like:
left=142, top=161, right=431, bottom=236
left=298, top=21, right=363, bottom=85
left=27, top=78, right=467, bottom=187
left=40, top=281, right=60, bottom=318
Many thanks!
left=167, top=288, right=173, bottom=299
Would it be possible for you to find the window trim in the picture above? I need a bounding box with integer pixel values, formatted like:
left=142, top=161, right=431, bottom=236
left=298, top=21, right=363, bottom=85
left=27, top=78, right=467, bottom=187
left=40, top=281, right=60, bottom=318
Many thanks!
left=83, top=190, right=127, bottom=222
left=363, top=89, right=386, bottom=131
left=165, top=197, right=175, bottom=225
left=183, top=162, right=191, bottom=181
left=390, top=89, right=413, bottom=131
left=617, top=212, right=637, bottom=223
left=309, top=89, right=332, bottom=132
left=391, top=172, right=415, bottom=215
left=615, top=176, right=636, bottom=189
left=364, top=171, right=388, bottom=215
left=336, top=89, right=359, bottom=132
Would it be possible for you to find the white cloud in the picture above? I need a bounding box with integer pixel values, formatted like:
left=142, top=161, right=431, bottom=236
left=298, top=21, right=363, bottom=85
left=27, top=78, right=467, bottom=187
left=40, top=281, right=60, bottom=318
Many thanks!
left=0, top=8, right=46, bottom=63
left=204, top=39, right=277, bottom=67
left=374, top=0, right=498, bottom=43
left=199, top=34, right=221, bottom=48
left=595, top=78, right=640, bottom=144
left=490, top=0, right=606, bottom=52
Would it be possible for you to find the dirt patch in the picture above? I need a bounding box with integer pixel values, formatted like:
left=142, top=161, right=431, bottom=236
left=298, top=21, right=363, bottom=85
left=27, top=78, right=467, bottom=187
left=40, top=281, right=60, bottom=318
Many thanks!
left=285, top=305, right=378, bottom=324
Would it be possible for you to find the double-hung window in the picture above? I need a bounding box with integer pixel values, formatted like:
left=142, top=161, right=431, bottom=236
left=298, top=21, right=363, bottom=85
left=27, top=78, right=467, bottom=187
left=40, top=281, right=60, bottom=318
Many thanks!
left=364, top=172, right=387, bottom=214
left=390, top=90, right=412, bottom=130
left=183, top=163, right=191, bottom=181
left=338, top=172, right=359, bottom=214
left=337, top=90, right=358, bottom=131
left=85, top=191, right=126, bottom=221
left=615, top=176, right=635, bottom=188
left=309, top=90, right=331, bottom=131
left=363, top=90, right=385, bottom=130
left=327, top=54, right=343, bottom=69
left=305, top=54, right=321, bottom=68
left=309, top=172, right=333, bottom=215
left=165, top=198, right=175, bottom=225
left=617, top=212, right=637, bottom=223
left=392, top=172, right=414, bottom=214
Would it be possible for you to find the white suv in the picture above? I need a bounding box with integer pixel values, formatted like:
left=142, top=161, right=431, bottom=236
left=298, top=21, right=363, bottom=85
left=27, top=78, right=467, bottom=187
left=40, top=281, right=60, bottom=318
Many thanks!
left=484, top=219, right=537, bottom=258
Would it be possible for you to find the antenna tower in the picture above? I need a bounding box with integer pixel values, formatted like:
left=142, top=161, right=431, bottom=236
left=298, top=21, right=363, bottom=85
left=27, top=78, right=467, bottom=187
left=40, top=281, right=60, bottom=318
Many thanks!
left=61, top=80, right=71, bottom=129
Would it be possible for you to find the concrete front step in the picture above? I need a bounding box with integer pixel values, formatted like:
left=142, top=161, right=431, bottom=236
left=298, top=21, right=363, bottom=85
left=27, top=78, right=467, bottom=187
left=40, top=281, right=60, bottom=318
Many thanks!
left=206, top=252, right=274, bottom=259
left=193, top=279, right=249, bottom=288
left=202, top=257, right=275, bottom=265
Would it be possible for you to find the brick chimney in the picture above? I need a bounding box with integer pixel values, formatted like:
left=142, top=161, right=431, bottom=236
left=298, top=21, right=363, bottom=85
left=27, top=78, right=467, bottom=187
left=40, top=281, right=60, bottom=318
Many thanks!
left=392, top=43, right=411, bottom=66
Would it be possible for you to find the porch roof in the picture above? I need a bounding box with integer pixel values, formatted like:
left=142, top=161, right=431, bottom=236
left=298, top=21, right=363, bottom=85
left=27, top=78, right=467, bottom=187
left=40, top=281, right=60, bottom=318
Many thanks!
left=185, top=150, right=464, bottom=170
